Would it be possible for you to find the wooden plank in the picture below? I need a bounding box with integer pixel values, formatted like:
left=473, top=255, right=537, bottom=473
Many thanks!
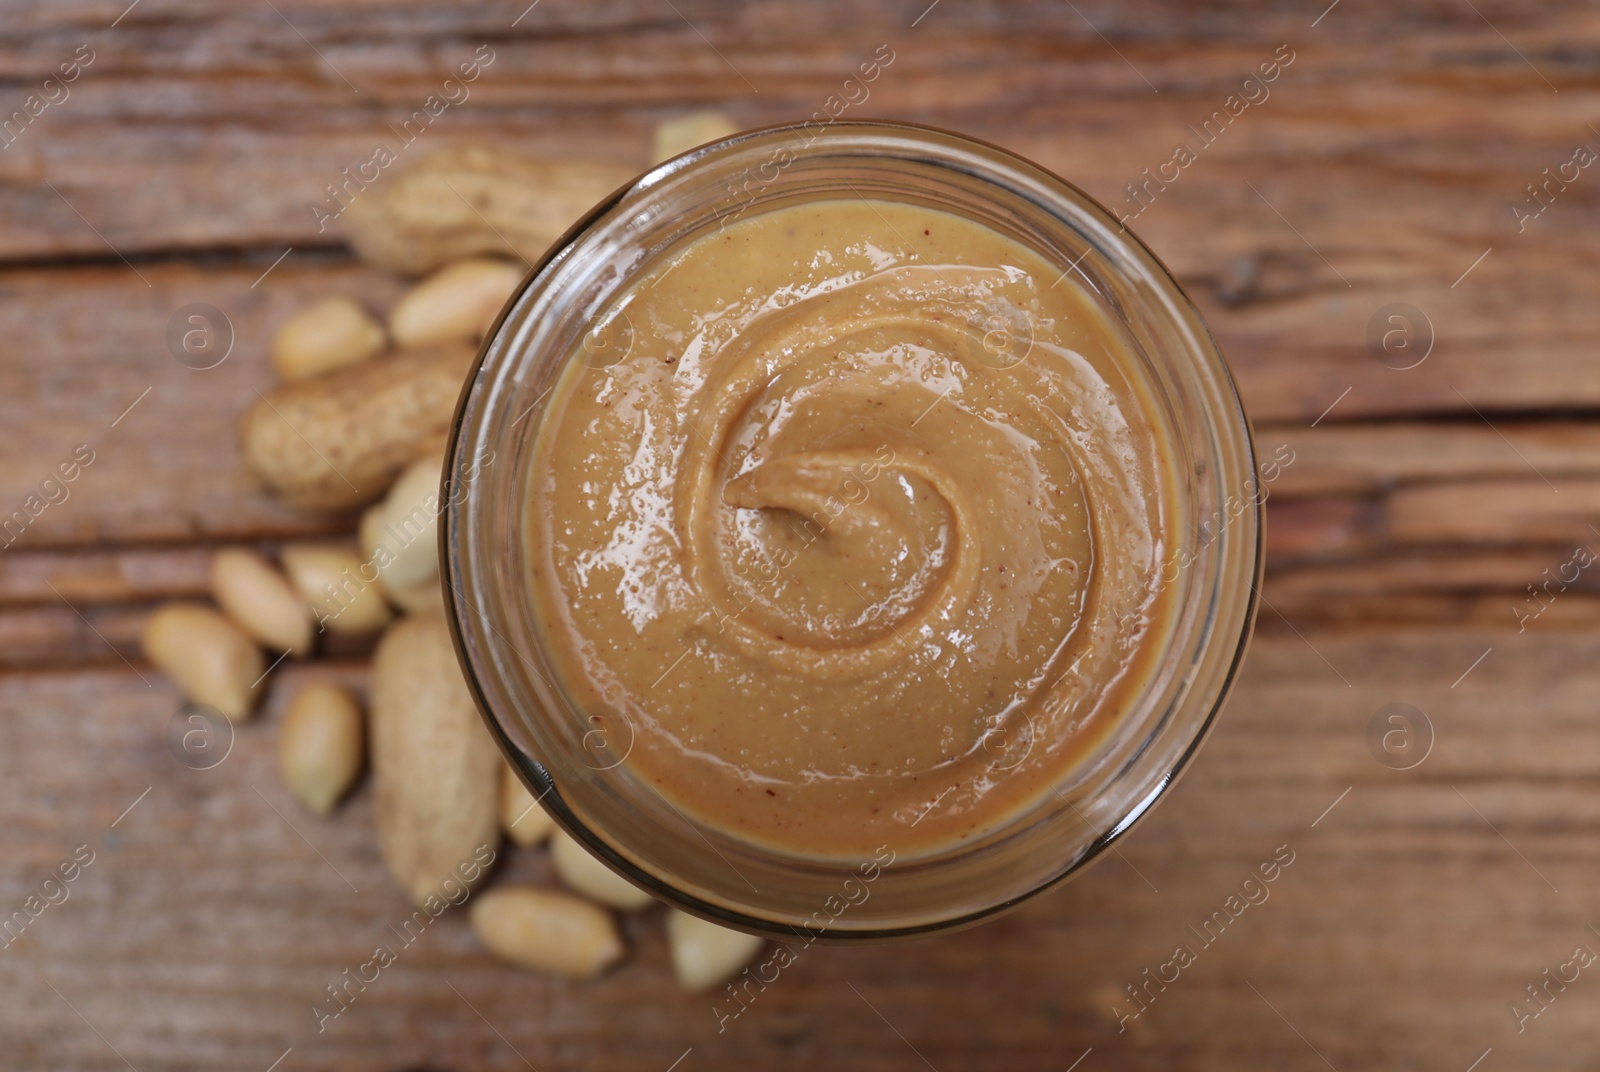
left=1261, top=590, right=1600, bottom=632
left=3, top=630, right=1599, bottom=1069
left=1262, top=496, right=1373, bottom=562
left=1267, top=422, right=1600, bottom=499
left=0, top=259, right=399, bottom=550
left=1262, top=482, right=1600, bottom=569
left=0, top=545, right=213, bottom=605
left=0, top=7, right=1595, bottom=419
left=1262, top=551, right=1600, bottom=629
left=0, top=603, right=152, bottom=670
left=1390, top=479, right=1600, bottom=546
left=1269, top=548, right=1600, bottom=600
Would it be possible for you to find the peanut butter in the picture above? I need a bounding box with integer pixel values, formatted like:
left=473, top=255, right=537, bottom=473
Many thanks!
left=525, top=198, right=1178, bottom=858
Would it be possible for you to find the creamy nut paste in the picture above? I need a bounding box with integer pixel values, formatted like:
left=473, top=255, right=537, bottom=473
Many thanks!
left=525, top=199, right=1178, bottom=859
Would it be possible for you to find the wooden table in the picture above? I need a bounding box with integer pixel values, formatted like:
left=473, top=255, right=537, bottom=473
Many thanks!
left=4, top=2, right=1599, bottom=1068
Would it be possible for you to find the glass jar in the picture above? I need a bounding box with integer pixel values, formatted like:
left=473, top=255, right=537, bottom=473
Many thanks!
left=442, top=120, right=1261, bottom=940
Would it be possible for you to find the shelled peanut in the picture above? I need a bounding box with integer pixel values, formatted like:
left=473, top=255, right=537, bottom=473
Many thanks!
left=281, top=544, right=393, bottom=635
left=389, top=258, right=523, bottom=347
left=271, top=296, right=386, bottom=381
left=651, top=110, right=740, bottom=164
left=278, top=684, right=364, bottom=814
left=551, top=829, right=655, bottom=911
left=210, top=548, right=312, bottom=656
left=470, top=887, right=625, bottom=979
left=142, top=603, right=264, bottom=722
left=501, top=761, right=555, bottom=848
left=360, top=452, right=447, bottom=611
left=666, top=910, right=768, bottom=992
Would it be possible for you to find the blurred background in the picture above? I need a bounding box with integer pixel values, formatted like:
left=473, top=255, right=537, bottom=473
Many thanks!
left=3, top=1, right=1599, bottom=1068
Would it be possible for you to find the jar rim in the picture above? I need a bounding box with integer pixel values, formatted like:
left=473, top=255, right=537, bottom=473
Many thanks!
left=442, top=118, right=1262, bottom=941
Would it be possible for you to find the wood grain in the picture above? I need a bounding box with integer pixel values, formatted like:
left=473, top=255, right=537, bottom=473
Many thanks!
left=1269, top=423, right=1600, bottom=499
left=4, top=1, right=1600, bottom=1068
left=0, top=2, right=1598, bottom=420
left=3, top=632, right=1599, bottom=1070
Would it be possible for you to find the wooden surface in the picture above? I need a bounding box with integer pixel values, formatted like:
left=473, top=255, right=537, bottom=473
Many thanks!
left=3, top=1, right=1600, bottom=1068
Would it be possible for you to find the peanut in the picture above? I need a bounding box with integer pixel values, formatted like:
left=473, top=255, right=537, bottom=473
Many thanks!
left=358, top=505, right=386, bottom=577
left=652, top=111, right=740, bottom=165
left=550, top=828, right=654, bottom=911
left=342, top=146, right=636, bottom=275
left=389, top=259, right=523, bottom=349
left=469, top=887, right=624, bottom=979
left=238, top=341, right=475, bottom=511
left=278, top=684, right=364, bottom=815
left=281, top=544, right=392, bottom=635
left=141, top=602, right=264, bottom=721
left=271, top=296, right=385, bottom=381
left=383, top=571, right=445, bottom=615
left=210, top=548, right=313, bottom=656
left=363, top=501, right=446, bottom=613
left=665, top=909, right=766, bottom=992
left=371, top=613, right=501, bottom=907
left=501, top=761, right=555, bottom=848
left=362, top=454, right=443, bottom=595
